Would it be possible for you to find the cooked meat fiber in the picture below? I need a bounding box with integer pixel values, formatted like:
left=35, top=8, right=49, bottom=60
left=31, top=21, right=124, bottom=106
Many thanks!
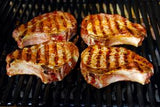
left=81, top=13, right=146, bottom=47
left=6, top=41, right=79, bottom=83
left=13, top=11, right=77, bottom=48
left=80, top=45, right=153, bottom=88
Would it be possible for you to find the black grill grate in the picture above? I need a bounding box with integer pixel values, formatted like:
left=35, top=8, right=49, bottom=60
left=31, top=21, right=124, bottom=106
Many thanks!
left=0, top=0, right=160, bottom=106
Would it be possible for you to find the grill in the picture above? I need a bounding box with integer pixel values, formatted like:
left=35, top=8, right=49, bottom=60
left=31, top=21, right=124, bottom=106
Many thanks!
left=0, top=0, right=160, bottom=106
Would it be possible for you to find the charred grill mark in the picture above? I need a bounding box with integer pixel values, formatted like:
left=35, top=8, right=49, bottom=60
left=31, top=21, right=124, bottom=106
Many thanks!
left=131, top=53, right=136, bottom=60
left=62, top=13, right=67, bottom=28
left=17, top=49, right=22, bottom=59
left=106, top=47, right=111, bottom=71
left=62, top=45, right=67, bottom=63
left=126, top=27, right=134, bottom=35
left=86, top=47, right=94, bottom=65
left=90, top=15, right=97, bottom=35
left=115, top=16, right=120, bottom=34
left=26, top=48, right=31, bottom=61
left=36, top=46, right=41, bottom=63
left=134, top=61, right=143, bottom=72
left=124, top=20, right=134, bottom=35
left=20, top=24, right=28, bottom=39
left=54, top=15, right=60, bottom=32
left=30, top=18, right=36, bottom=33
left=115, top=48, right=120, bottom=69
left=98, top=15, right=105, bottom=35
left=105, top=16, right=113, bottom=35
left=39, top=21, right=44, bottom=33
left=96, top=46, right=101, bottom=67
left=82, top=19, right=88, bottom=35
left=54, top=43, right=58, bottom=65
left=47, top=15, right=51, bottom=27
left=123, top=50, right=129, bottom=69
left=45, top=43, right=49, bottom=65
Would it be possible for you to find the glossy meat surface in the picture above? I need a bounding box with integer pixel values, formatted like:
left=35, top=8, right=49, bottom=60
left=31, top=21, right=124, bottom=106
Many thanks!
left=81, top=45, right=153, bottom=88
left=6, top=41, right=79, bottom=83
left=81, top=13, right=146, bottom=47
left=13, top=11, right=77, bottom=48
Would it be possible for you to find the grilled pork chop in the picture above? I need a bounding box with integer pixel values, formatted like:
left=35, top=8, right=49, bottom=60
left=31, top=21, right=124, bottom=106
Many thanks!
left=81, top=13, right=146, bottom=47
left=6, top=41, right=79, bottom=83
left=80, top=45, right=153, bottom=88
left=13, top=11, right=77, bottom=48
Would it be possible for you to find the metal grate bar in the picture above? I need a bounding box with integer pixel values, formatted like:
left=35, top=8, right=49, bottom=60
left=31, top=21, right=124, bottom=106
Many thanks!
left=42, top=84, right=51, bottom=106
left=105, top=85, right=112, bottom=106
left=138, top=1, right=158, bottom=106
left=132, top=0, right=146, bottom=106
left=138, top=0, right=159, bottom=74
left=0, top=77, right=15, bottom=105
left=0, top=0, right=160, bottom=106
left=146, top=0, right=160, bottom=53
left=22, top=76, right=33, bottom=105
left=52, top=83, right=61, bottom=106
left=32, top=79, right=42, bottom=106
left=148, top=83, right=156, bottom=107
left=151, top=0, right=160, bottom=28
left=18, top=0, right=31, bottom=23
left=0, top=0, right=10, bottom=21
left=117, top=0, right=125, bottom=17
left=12, top=76, right=24, bottom=105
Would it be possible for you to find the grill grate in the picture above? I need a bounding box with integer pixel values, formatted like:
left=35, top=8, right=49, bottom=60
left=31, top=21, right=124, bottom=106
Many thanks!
left=0, top=0, right=160, bottom=106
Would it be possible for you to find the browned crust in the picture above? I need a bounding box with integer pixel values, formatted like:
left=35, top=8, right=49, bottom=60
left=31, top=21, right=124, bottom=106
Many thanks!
left=6, top=41, right=79, bottom=67
left=81, top=13, right=146, bottom=47
left=13, top=11, right=77, bottom=48
left=80, top=45, right=154, bottom=88
left=6, top=41, right=79, bottom=83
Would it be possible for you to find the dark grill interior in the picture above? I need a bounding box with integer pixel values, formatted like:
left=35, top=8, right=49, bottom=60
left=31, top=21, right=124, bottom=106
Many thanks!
left=0, top=0, right=160, bottom=106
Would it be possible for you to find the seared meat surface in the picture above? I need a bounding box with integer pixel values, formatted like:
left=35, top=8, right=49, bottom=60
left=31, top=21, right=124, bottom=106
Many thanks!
left=13, top=11, right=77, bottom=48
left=80, top=45, right=153, bottom=88
left=6, top=41, right=79, bottom=83
left=81, top=13, right=146, bottom=47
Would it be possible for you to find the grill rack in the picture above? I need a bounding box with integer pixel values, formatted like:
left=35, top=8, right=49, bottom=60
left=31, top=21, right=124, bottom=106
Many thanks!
left=0, top=0, right=160, bottom=106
